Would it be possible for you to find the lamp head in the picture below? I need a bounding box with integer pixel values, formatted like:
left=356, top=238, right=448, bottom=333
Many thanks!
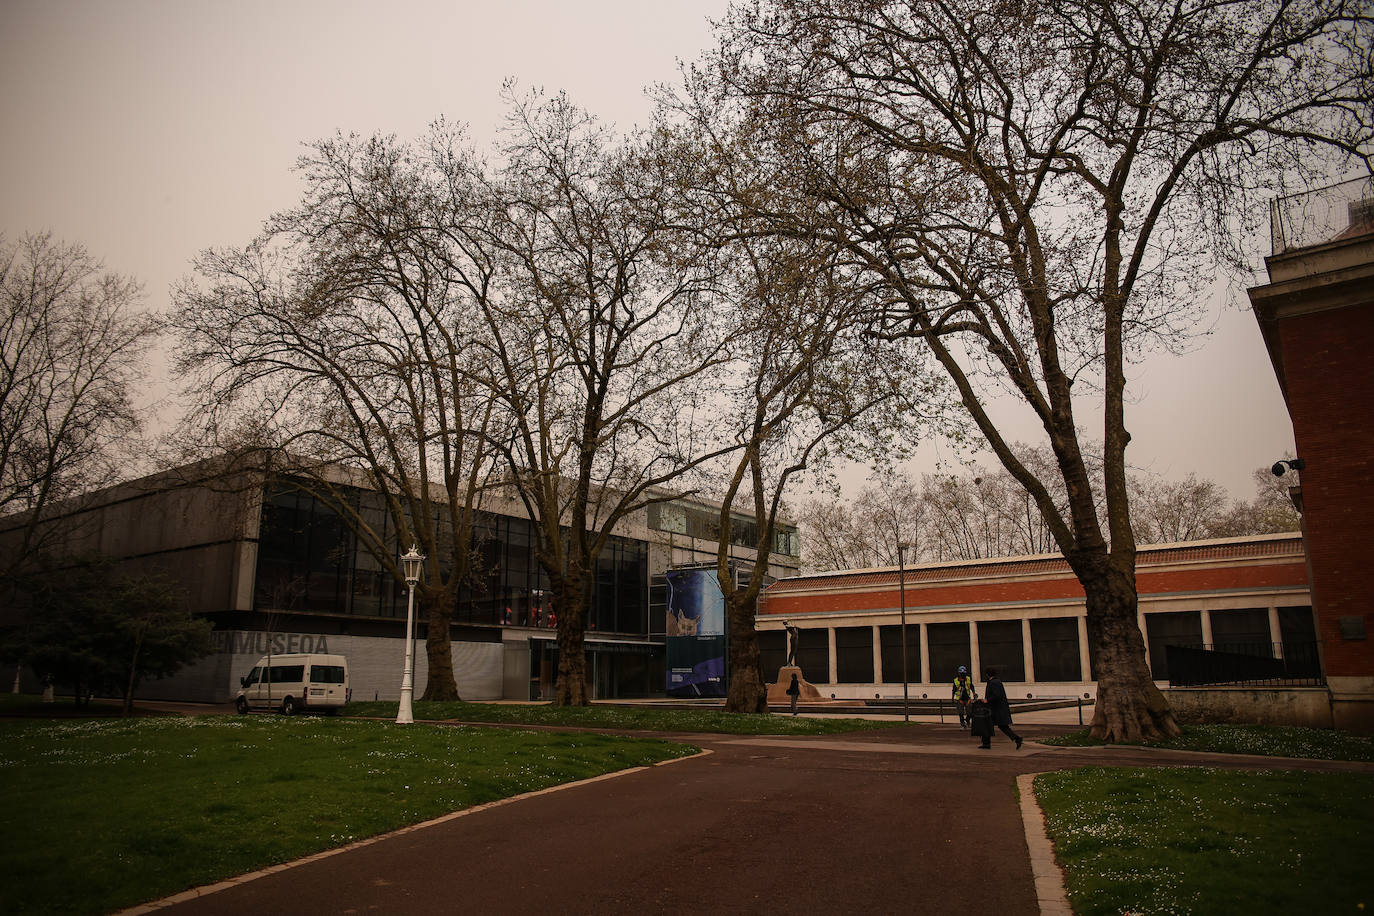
left=401, top=544, right=425, bottom=586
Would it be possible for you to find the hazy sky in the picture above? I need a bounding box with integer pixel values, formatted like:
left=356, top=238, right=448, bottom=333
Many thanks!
left=0, top=0, right=1296, bottom=500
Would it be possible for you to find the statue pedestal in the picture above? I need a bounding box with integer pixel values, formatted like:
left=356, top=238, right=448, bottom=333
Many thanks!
left=768, top=665, right=824, bottom=704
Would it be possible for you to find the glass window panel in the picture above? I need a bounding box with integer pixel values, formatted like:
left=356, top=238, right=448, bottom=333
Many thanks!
left=796, top=627, right=829, bottom=684
left=1209, top=609, right=1272, bottom=655
left=927, top=622, right=971, bottom=685
left=879, top=624, right=920, bottom=684
left=835, top=626, right=874, bottom=683
left=1029, top=617, right=1081, bottom=682
left=977, top=619, right=1025, bottom=682
left=1144, top=611, right=1203, bottom=681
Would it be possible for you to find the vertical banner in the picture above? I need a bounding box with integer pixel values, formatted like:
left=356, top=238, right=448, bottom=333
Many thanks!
left=665, top=567, right=727, bottom=697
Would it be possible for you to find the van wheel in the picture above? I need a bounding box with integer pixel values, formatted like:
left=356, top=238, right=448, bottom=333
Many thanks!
left=281, top=696, right=297, bottom=716
left=235, top=696, right=249, bottom=715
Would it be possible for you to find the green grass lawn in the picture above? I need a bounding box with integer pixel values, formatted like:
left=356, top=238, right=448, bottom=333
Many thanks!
left=0, top=715, right=695, bottom=915
left=1040, top=723, right=1374, bottom=761
left=343, top=699, right=897, bottom=734
left=1034, top=766, right=1374, bottom=916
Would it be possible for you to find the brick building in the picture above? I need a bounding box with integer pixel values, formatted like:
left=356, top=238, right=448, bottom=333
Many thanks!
left=1250, top=177, right=1374, bottom=731
left=755, top=533, right=1315, bottom=707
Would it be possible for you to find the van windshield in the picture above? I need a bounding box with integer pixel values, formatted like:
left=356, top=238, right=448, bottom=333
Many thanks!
left=310, top=665, right=346, bottom=685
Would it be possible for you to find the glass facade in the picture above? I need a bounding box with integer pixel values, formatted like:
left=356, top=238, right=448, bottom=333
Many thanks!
left=647, top=502, right=801, bottom=557
left=254, top=478, right=648, bottom=634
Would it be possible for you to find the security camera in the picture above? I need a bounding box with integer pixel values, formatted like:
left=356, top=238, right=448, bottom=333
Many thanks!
left=1272, top=458, right=1306, bottom=477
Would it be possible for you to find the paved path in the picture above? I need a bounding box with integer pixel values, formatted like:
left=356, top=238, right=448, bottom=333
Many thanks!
left=125, top=714, right=1374, bottom=916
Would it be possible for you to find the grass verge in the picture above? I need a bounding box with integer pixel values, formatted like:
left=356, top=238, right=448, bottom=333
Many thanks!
left=0, top=715, right=695, bottom=915
left=343, top=699, right=896, bottom=735
left=1040, top=723, right=1374, bottom=761
left=1034, top=766, right=1374, bottom=915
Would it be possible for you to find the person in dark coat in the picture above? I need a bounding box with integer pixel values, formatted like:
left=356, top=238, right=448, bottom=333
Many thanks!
left=981, top=669, right=1023, bottom=750
left=786, top=672, right=801, bottom=716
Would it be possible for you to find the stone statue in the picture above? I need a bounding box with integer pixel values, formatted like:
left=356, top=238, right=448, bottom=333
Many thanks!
left=784, top=620, right=800, bottom=667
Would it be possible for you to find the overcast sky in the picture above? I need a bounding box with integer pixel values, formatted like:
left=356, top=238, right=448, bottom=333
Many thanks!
left=0, top=0, right=1296, bottom=501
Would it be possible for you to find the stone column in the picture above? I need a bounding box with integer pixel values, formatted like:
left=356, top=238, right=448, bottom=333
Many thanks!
left=969, top=621, right=982, bottom=681
left=872, top=625, right=883, bottom=687
left=1078, top=615, right=1091, bottom=683
left=919, top=623, right=930, bottom=686
left=1022, top=618, right=1036, bottom=683
left=1268, top=605, right=1284, bottom=659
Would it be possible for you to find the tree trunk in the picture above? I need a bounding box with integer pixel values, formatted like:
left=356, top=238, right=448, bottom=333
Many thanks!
left=725, top=596, right=768, bottom=713
left=553, top=572, right=592, bottom=706
left=123, top=633, right=143, bottom=717
left=1079, top=557, right=1181, bottom=742
left=420, top=587, right=462, bottom=702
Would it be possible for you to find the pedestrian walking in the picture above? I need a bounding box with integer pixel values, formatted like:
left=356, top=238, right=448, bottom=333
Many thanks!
left=786, top=672, right=801, bottom=716
left=952, top=665, right=977, bottom=728
left=980, top=669, right=1023, bottom=750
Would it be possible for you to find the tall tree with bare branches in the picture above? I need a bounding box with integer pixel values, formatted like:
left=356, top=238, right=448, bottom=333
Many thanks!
left=681, top=0, right=1371, bottom=739
left=173, top=125, right=505, bottom=700
left=0, top=233, right=156, bottom=587
left=473, top=92, right=736, bottom=705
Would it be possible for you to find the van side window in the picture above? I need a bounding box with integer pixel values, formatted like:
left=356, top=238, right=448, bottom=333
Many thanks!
left=244, top=667, right=261, bottom=686
left=310, top=665, right=345, bottom=684
left=266, top=665, right=305, bottom=684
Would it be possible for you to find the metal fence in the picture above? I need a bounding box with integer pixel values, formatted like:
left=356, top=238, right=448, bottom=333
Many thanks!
left=1270, top=176, right=1374, bottom=255
left=1166, top=641, right=1324, bottom=688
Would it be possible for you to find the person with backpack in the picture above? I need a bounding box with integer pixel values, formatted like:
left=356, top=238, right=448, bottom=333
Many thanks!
left=952, top=666, right=977, bottom=728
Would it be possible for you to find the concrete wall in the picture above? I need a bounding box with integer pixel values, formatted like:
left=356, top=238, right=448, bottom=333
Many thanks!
left=1163, top=686, right=1333, bottom=729
left=131, top=630, right=505, bottom=704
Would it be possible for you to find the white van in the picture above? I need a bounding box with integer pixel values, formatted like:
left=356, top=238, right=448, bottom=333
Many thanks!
left=235, top=653, right=350, bottom=715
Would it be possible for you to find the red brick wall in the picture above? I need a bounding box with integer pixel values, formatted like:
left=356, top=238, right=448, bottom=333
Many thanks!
left=761, top=561, right=1308, bottom=617
left=1279, top=303, right=1374, bottom=679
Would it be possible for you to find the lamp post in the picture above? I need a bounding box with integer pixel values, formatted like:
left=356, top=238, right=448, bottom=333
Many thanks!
left=898, top=542, right=910, bottom=723
left=396, top=544, right=425, bottom=725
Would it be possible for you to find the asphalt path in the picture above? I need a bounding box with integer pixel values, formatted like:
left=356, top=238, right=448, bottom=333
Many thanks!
left=123, top=711, right=1374, bottom=916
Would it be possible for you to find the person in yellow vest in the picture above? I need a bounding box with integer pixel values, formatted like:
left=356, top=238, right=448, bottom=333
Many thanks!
left=952, top=666, right=977, bottom=728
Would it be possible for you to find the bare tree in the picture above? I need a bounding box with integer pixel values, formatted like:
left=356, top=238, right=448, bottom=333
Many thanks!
left=1129, top=472, right=1232, bottom=543
left=703, top=239, right=922, bottom=713
left=473, top=91, right=735, bottom=705
left=0, top=233, right=156, bottom=585
left=173, top=125, right=505, bottom=701
left=793, top=495, right=878, bottom=571
left=1132, top=464, right=1303, bottom=540
left=1217, top=465, right=1303, bottom=536
left=686, top=0, right=1371, bottom=741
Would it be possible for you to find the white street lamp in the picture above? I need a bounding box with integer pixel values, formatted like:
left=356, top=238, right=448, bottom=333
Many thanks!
left=396, top=544, right=425, bottom=725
